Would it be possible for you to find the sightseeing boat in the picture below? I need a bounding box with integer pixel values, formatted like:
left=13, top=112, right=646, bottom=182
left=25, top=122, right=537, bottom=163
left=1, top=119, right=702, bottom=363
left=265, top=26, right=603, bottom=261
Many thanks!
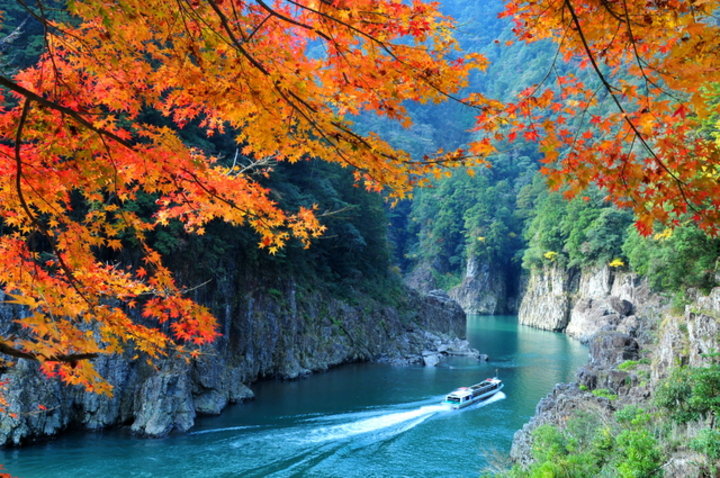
left=441, top=377, right=503, bottom=409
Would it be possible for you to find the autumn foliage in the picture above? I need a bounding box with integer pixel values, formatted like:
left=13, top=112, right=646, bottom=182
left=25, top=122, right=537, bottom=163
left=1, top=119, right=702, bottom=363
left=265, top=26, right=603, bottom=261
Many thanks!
left=472, top=0, right=720, bottom=234
left=0, top=0, right=718, bottom=396
left=0, top=0, right=492, bottom=393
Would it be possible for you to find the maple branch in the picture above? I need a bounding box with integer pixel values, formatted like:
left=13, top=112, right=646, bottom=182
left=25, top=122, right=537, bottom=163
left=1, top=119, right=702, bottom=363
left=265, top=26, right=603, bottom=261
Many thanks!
left=0, top=340, right=97, bottom=363
left=563, top=0, right=694, bottom=210
left=205, top=0, right=270, bottom=75
left=271, top=85, right=380, bottom=181
left=201, top=1, right=377, bottom=177
left=283, top=0, right=481, bottom=109
left=0, top=76, right=133, bottom=149
left=12, top=99, right=98, bottom=313
left=253, top=0, right=332, bottom=42
left=620, top=0, right=681, bottom=102
left=14, top=99, right=35, bottom=226
left=247, top=14, right=271, bottom=42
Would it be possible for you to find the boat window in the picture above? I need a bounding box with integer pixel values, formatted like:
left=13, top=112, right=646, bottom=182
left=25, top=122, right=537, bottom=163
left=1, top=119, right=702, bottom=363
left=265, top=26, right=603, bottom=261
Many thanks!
left=446, top=397, right=461, bottom=404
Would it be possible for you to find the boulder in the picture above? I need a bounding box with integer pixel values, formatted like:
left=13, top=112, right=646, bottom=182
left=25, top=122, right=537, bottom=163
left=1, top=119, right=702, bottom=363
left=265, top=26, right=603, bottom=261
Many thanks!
left=131, top=372, right=195, bottom=437
left=422, top=353, right=441, bottom=367
left=589, top=331, right=639, bottom=368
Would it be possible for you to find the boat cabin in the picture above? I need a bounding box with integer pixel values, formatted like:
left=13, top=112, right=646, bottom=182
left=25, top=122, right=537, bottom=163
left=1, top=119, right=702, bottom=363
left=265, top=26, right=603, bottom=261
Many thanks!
left=442, top=378, right=503, bottom=409
left=444, top=388, right=474, bottom=405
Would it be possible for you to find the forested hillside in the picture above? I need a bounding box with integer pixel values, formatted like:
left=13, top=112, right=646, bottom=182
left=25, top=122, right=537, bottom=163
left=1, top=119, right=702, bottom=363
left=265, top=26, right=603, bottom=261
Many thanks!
left=392, top=1, right=719, bottom=313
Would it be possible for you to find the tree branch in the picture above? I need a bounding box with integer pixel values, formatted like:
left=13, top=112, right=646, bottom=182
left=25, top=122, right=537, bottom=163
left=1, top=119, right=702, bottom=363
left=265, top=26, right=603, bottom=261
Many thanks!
left=0, top=76, right=133, bottom=148
left=0, top=340, right=98, bottom=363
left=563, top=0, right=694, bottom=209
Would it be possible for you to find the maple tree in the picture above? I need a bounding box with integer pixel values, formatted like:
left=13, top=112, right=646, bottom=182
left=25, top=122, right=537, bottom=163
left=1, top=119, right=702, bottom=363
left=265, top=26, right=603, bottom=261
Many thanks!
left=0, top=0, right=495, bottom=394
left=1, top=0, right=718, bottom=397
left=471, top=0, right=720, bottom=235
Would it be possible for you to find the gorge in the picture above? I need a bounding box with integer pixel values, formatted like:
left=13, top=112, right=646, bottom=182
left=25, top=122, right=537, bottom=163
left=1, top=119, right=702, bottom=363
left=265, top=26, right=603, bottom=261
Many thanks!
left=0, top=0, right=718, bottom=476
left=1, top=315, right=588, bottom=477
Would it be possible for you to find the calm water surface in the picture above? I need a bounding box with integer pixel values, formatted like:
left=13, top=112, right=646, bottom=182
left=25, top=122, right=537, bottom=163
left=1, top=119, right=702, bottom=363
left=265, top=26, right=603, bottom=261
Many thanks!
left=2, top=315, right=586, bottom=477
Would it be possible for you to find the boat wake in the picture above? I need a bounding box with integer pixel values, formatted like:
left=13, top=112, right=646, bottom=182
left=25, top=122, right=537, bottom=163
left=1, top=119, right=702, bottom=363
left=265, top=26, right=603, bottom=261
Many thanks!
left=304, top=404, right=449, bottom=443
left=187, top=393, right=506, bottom=476
left=304, top=391, right=506, bottom=443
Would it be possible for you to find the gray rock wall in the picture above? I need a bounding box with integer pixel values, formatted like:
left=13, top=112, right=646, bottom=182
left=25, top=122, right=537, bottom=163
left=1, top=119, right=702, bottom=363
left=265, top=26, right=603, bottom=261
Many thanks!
left=407, top=257, right=517, bottom=316
left=0, top=283, right=465, bottom=446
left=511, top=281, right=720, bottom=475
left=448, top=258, right=511, bottom=315
left=518, top=264, right=648, bottom=341
left=518, top=264, right=578, bottom=331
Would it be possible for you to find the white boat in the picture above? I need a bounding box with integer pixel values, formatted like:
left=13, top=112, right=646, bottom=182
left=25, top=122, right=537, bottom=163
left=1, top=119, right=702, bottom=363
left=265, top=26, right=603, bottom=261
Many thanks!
left=441, top=377, right=503, bottom=409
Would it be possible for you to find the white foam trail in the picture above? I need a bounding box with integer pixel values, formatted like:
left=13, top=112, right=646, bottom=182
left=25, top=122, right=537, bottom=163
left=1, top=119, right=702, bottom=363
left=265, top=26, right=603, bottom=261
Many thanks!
left=472, top=391, right=506, bottom=408
left=306, top=404, right=449, bottom=443
left=304, top=396, right=447, bottom=424
left=190, top=425, right=258, bottom=435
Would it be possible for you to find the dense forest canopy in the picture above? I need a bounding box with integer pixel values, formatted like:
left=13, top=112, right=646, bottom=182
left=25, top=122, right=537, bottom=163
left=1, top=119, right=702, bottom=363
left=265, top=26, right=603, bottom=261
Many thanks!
left=0, top=0, right=718, bottom=395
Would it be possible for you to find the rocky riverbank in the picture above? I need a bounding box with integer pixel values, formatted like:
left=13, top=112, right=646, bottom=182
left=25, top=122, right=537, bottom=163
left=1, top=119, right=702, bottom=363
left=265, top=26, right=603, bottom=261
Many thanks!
left=510, top=275, right=720, bottom=475
left=0, top=283, right=468, bottom=446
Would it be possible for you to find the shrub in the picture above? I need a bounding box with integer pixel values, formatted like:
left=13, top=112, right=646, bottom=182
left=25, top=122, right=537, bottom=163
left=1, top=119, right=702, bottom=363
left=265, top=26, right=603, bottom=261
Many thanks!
left=592, top=388, right=618, bottom=400
left=656, top=362, right=720, bottom=424
left=690, top=428, right=720, bottom=462
left=615, top=429, right=663, bottom=478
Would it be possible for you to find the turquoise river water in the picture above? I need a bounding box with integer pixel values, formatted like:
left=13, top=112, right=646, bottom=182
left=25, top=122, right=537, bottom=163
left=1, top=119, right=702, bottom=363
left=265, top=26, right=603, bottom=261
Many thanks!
left=1, top=315, right=587, bottom=477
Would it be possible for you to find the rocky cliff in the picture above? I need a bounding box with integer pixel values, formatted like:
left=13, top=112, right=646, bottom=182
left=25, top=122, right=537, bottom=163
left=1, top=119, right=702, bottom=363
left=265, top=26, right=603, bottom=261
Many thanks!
left=407, top=257, right=517, bottom=315
left=448, top=258, right=516, bottom=315
left=0, top=282, right=466, bottom=446
left=518, top=264, right=649, bottom=340
left=510, top=279, right=720, bottom=476
left=517, top=264, right=578, bottom=331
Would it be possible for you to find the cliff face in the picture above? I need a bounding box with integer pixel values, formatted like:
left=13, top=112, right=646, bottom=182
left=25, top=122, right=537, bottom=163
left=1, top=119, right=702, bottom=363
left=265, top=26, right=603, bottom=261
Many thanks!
left=448, top=258, right=514, bottom=315
left=0, top=284, right=466, bottom=446
left=518, top=264, right=648, bottom=339
left=511, top=279, right=720, bottom=476
left=407, top=257, right=517, bottom=316
left=517, top=264, right=578, bottom=331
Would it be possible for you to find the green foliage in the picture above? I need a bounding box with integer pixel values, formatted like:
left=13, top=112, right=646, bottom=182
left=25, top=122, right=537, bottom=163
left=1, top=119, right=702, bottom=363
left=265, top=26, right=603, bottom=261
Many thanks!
left=403, top=154, right=535, bottom=290
left=618, top=360, right=640, bottom=372
left=654, top=368, right=700, bottom=423
left=691, top=428, right=720, bottom=462
left=522, top=423, right=604, bottom=478
left=655, top=360, right=720, bottom=424
left=615, top=429, right=663, bottom=478
left=615, top=405, right=653, bottom=427
left=591, top=388, right=618, bottom=401
left=498, top=409, right=662, bottom=478
left=431, top=270, right=463, bottom=291
left=521, top=183, right=633, bottom=270
left=623, top=224, right=720, bottom=294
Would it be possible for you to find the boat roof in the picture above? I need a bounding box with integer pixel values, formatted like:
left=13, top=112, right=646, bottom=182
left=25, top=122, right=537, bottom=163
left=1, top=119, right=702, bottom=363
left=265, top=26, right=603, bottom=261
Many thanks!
left=445, top=378, right=501, bottom=398
left=446, top=388, right=473, bottom=398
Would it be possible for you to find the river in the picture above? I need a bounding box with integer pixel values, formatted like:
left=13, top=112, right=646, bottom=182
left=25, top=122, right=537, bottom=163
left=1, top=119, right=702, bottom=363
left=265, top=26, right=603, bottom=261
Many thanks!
left=1, top=315, right=587, bottom=477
